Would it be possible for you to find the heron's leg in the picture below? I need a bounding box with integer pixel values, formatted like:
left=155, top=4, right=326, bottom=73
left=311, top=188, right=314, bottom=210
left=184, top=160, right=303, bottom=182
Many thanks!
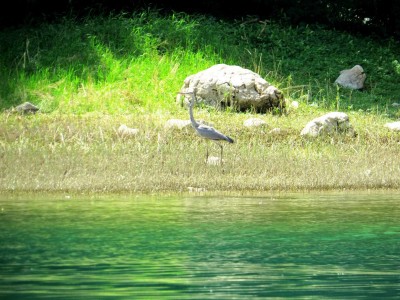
left=220, top=144, right=224, bottom=164
left=205, top=143, right=209, bottom=163
left=212, top=141, right=223, bottom=164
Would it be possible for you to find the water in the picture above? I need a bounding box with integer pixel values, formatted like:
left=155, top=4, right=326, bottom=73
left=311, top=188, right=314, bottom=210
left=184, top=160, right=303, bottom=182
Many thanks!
left=0, top=192, right=399, bottom=299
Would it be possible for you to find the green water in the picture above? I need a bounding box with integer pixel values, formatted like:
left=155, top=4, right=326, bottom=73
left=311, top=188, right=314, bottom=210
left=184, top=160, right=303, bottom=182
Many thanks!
left=0, top=193, right=399, bottom=299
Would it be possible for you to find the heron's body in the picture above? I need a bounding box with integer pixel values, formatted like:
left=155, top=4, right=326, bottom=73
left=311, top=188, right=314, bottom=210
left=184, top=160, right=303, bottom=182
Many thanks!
left=180, top=91, right=234, bottom=162
left=194, top=123, right=234, bottom=143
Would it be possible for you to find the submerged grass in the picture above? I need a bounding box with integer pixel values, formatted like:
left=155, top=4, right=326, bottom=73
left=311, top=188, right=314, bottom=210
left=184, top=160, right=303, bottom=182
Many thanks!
left=1, top=10, right=400, bottom=192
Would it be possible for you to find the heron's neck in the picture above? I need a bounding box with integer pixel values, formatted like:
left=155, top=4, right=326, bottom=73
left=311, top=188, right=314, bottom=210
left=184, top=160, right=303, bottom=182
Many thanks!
left=189, top=96, right=199, bottom=128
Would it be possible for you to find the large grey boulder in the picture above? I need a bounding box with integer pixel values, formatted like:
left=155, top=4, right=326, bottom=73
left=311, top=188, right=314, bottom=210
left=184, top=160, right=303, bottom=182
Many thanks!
left=177, top=64, right=284, bottom=112
left=334, top=65, right=366, bottom=90
left=301, top=112, right=354, bottom=137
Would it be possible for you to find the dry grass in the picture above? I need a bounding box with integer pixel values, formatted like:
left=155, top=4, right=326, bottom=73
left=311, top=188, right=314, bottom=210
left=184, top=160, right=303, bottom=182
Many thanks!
left=1, top=110, right=400, bottom=193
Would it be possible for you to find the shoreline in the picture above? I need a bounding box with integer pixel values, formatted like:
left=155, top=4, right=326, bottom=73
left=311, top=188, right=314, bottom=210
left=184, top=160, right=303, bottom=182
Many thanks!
left=1, top=188, right=399, bottom=199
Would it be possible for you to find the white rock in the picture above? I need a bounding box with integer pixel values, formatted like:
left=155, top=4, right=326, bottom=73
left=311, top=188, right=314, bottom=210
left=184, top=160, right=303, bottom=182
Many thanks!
left=290, top=101, right=299, bottom=109
left=301, top=112, right=354, bottom=137
left=207, top=156, right=222, bottom=165
left=188, top=187, right=207, bottom=192
left=243, top=118, right=267, bottom=127
left=177, top=64, right=284, bottom=112
left=335, top=65, right=366, bottom=90
left=164, top=119, right=191, bottom=130
left=118, top=124, right=139, bottom=137
left=384, top=121, right=400, bottom=131
left=269, top=128, right=282, bottom=134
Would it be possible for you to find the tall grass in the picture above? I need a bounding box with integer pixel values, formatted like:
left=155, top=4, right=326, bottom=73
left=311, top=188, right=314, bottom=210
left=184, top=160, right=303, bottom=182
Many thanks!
left=1, top=111, right=399, bottom=193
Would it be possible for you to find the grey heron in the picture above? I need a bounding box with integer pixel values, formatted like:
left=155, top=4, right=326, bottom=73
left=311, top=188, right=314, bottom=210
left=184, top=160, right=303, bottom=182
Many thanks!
left=179, top=91, right=234, bottom=162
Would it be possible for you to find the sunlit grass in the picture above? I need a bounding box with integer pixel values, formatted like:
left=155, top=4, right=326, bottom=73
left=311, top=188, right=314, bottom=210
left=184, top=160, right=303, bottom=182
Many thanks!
left=1, top=10, right=399, bottom=113
left=1, top=110, right=399, bottom=193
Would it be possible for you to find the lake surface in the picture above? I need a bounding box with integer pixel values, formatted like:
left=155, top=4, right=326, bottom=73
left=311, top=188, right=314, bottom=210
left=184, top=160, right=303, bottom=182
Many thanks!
left=0, top=192, right=399, bottom=299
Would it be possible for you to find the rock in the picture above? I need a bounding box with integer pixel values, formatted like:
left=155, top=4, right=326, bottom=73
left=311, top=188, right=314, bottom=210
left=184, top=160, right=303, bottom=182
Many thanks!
left=290, top=101, right=299, bottom=109
left=177, top=64, right=284, bottom=112
left=364, top=169, right=372, bottom=177
left=164, top=119, right=192, bottom=130
left=243, top=118, right=267, bottom=128
left=269, top=128, right=283, bottom=135
left=334, top=65, right=366, bottom=90
left=301, top=112, right=354, bottom=137
left=16, top=102, right=39, bottom=114
left=206, top=156, right=222, bottom=165
left=188, top=186, right=207, bottom=192
left=384, top=121, right=400, bottom=131
left=118, top=124, right=139, bottom=137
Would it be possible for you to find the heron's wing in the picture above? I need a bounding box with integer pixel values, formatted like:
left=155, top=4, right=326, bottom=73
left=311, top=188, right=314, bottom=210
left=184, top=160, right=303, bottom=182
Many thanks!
left=197, top=124, right=234, bottom=143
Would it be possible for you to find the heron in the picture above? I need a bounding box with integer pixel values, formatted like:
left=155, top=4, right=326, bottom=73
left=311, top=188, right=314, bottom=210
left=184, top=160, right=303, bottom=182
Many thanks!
left=179, top=91, right=234, bottom=163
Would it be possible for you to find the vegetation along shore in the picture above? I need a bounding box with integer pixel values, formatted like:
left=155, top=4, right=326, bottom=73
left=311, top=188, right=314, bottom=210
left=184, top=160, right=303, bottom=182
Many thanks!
left=1, top=10, right=400, bottom=193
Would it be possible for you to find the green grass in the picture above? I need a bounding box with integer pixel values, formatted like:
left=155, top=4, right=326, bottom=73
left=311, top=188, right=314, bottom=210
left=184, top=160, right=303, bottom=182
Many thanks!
left=1, top=10, right=399, bottom=114
left=1, top=10, right=400, bottom=193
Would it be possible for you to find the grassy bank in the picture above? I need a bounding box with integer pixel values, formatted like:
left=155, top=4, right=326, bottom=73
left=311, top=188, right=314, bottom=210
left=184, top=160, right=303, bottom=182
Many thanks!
left=1, top=110, right=399, bottom=193
left=1, top=10, right=400, bottom=193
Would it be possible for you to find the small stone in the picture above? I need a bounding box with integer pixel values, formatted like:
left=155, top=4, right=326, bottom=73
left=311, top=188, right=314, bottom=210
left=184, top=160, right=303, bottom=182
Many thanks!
left=290, top=101, right=299, bottom=109
left=118, top=124, right=139, bottom=137
left=269, top=128, right=282, bottom=134
left=243, top=118, right=267, bottom=128
left=206, top=156, right=221, bottom=165
left=384, top=121, right=400, bottom=131
left=16, top=102, right=39, bottom=114
left=164, top=119, right=191, bottom=130
left=335, top=65, right=366, bottom=90
left=188, top=186, right=206, bottom=192
left=301, top=112, right=354, bottom=137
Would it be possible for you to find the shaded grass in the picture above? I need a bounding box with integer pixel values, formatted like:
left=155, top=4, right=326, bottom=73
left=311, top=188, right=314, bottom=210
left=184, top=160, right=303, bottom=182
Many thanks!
left=0, top=10, right=399, bottom=114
